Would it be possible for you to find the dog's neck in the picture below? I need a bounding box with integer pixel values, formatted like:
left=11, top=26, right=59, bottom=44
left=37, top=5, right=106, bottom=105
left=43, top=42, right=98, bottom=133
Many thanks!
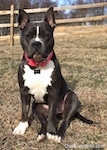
left=24, top=51, right=53, bottom=68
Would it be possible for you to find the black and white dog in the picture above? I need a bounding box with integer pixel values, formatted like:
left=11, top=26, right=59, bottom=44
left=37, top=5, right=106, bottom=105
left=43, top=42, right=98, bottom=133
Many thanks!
left=13, top=7, right=93, bottom=143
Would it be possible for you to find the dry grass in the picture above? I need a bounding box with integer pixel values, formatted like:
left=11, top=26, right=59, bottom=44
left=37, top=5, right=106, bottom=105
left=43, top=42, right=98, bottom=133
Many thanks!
left=0, top=25, right=107, bottom=150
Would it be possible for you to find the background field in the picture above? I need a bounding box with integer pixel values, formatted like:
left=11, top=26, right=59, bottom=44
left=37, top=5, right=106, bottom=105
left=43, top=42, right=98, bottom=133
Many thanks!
left=0, top=25, right=107, bottom=150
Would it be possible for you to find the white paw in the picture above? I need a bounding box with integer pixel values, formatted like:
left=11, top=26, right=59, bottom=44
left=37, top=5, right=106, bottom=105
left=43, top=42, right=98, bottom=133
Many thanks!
left=47, top=133, right=61, bottom=143
left=13, top=121, right=29, bottom=135
left=37, top=134, right=46, bottom=142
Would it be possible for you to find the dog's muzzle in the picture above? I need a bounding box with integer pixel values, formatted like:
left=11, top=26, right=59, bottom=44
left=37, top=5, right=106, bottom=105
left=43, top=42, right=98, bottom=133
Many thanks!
left=24, top=51, right=53, bottom=67
left=31, top=41, right=42, bottom=50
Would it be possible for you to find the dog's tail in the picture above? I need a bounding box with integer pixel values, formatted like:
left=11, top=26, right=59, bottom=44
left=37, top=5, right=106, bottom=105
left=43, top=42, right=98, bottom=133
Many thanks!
left=75, top=112, right=96, bottom=124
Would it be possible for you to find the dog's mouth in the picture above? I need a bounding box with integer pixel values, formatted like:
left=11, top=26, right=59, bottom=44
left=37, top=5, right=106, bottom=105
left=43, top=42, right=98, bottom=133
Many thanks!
left=32, top=52, right=46, bottom=63
left=25, top=51, right=53, bottom=67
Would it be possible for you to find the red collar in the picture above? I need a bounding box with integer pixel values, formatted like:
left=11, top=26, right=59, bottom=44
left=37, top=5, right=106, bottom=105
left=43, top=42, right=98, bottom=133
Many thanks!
left=24, top=51, right=53, bottom=67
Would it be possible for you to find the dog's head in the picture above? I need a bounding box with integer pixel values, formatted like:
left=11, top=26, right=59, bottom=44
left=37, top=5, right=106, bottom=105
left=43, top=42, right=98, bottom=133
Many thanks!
left=18, top=7, right=56, bottom=63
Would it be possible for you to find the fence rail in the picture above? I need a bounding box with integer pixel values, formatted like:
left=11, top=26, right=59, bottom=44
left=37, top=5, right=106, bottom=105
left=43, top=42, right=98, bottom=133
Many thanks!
left=0, top=2, right=107, bottom=46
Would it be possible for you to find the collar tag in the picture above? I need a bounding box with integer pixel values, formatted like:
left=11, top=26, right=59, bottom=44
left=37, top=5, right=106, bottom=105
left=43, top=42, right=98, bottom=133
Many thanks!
left=34, top=67, right=40, bottom=74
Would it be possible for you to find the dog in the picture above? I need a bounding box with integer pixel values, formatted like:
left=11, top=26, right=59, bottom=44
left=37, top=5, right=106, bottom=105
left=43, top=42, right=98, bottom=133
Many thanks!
left=13, top=7, right=94, bottom=143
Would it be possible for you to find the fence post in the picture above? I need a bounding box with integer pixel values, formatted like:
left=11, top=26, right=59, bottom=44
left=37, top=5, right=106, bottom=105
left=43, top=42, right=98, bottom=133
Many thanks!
left=10, top=5, right=14, bottom=46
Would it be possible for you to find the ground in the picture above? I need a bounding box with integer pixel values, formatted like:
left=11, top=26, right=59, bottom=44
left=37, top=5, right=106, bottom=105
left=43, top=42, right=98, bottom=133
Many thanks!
left=0, top=25, right=107, bottom=150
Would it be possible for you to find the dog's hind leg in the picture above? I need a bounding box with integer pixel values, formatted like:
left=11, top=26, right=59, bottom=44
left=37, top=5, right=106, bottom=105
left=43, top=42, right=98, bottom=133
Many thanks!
left=57, top=91, right=80, bottom=142
left=32, top=102, right=48, bottom=142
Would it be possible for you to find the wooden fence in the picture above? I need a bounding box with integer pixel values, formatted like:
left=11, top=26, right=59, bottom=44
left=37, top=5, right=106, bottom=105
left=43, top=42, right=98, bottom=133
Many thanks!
left=0, top=2, right=107, bottom=46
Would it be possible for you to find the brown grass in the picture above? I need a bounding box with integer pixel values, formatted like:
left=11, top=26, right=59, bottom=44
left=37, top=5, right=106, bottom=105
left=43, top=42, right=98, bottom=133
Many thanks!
left=0, top=25, right=107, bottom=150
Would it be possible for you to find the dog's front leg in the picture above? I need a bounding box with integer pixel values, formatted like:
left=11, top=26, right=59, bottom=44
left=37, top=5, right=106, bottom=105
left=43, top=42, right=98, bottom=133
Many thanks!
left=47, top=98, right=57, bottom=133
left=13, top=90, right=31, bottom=135
left=47, top=94, right=61, bottom=143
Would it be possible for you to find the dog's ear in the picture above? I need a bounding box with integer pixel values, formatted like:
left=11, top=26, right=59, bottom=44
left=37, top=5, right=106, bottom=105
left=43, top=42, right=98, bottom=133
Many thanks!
left=18, top=9, right=30, bottom=29
left=44, top=7, right=56, bottom=29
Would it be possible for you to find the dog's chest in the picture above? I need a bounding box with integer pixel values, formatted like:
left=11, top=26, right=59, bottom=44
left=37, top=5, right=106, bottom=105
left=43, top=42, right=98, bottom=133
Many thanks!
left=23, top=60, right=55, bottom=102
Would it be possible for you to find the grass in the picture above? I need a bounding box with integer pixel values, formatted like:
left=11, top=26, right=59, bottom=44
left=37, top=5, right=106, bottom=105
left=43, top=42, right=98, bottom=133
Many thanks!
left=0, top=25, right=107, bottom=150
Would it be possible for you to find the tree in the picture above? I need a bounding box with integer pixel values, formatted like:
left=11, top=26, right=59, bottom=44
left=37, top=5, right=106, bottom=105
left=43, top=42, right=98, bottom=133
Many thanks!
left=0, top=0, right=17, bottom=10
left=87, top=0, right=105, bottom=25
left=31, top=0, right=57, bottom=8
left=63, top=0, right=105, bottom=25
left=64, top=0, right=88, bottom=25
left=16, top=0, right=31, bottom=9
left=0, top=0, right=31, bottom=10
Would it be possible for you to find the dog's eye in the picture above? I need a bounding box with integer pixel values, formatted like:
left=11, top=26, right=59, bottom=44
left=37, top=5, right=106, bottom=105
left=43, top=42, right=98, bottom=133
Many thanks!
left=43, top=33, right=51, bottom=41
left=44, top=32, right=50, bottom=38
left=25, top=33, right=33, bottom=39
left=26, top=33, right=30, bottom=38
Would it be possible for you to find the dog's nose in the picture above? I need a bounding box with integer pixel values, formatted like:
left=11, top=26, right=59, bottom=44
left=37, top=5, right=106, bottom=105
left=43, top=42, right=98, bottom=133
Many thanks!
left=32, top=41, right=41, bottom=48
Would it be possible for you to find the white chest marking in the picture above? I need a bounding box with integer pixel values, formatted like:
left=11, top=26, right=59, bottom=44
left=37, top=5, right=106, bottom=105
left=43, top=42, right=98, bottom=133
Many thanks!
left=23, top=60, right=55, bottom=102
